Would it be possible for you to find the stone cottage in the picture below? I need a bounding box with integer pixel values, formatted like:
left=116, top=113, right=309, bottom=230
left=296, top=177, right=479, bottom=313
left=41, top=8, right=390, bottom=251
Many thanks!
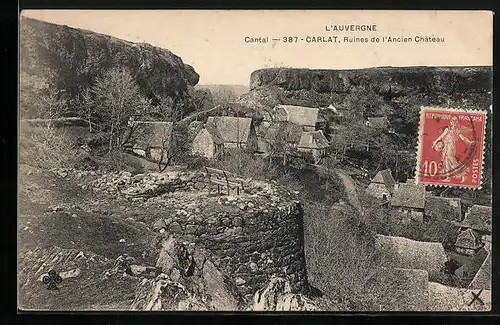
left=390, top=179, right=426, bottom=223
left=274, top=105, right=321, bottom=131
left=457, top=205, right=492, bottom=235
left=454, top=228, right=484, bottom=256
left=296, top=130, right=329, bottom=163
left=424, top=196, right=462, bottom=223
left=126, top=121, right=173, bottom=163
left=191, top=116, right=257, bottom=159
left=365, top=169, right=397, bottom=201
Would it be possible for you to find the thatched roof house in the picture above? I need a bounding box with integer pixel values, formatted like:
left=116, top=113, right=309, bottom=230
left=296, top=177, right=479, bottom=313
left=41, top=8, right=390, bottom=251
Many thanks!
left=457, top=205, right=492, bottom=234
left=274, top=105, right=320, bottom=130
left=366, top=169, right=396, bottom=200
left=428, top=282, right=491, bottom=311
left=374, top=234, right=448, bottom=280
left=455, top=246, right=491, bottom=290
left=297, top=130, right=329, bottom=150
left=469, top=248, right=491, bottom=290
left=191, top=116, right=257, bottom=159
left=367, top=267, right=429, bottom=311
left=424, top=196, right=462, bottom=222
left=206, top=116, right=254, bottom=145
left=391, top=181, right=426, bottom=210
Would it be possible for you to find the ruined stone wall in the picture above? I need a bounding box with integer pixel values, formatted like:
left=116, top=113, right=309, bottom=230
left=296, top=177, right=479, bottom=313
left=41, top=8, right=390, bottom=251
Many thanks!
left=92, top=170, right=310, bottom=299
left=164, top=199, right=309, bottom=298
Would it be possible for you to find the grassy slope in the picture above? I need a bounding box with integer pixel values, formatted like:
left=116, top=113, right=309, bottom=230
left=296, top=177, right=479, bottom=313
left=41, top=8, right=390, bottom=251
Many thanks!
left=18, top=164, right=159, bottom=310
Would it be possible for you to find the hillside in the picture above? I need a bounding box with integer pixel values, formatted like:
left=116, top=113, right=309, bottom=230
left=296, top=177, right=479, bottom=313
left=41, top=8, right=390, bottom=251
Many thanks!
left=196, top=84, right=250, bottom=97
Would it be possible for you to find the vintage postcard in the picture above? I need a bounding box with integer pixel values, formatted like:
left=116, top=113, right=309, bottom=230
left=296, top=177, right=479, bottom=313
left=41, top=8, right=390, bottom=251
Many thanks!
left=18, top=10, right=492, bottom=312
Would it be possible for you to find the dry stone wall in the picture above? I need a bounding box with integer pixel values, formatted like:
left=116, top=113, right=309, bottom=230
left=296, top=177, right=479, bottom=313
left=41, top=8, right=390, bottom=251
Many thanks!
left=90, top=169, right=311, bottom=299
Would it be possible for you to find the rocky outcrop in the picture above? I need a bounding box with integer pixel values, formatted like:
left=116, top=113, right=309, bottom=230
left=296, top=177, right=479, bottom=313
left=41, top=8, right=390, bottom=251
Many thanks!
left=131, top=236, right=244, bottom=310
left=20, top=17, right=199, bottom=110
left=250, top=67, right=491, bottom=96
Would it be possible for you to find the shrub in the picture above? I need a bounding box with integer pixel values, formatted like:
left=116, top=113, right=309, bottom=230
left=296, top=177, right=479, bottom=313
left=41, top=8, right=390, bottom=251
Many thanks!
left=19, top=125, right=79, bottom=169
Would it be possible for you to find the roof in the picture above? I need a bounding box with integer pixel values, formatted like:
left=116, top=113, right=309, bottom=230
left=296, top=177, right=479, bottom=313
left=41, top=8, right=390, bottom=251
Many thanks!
left=455, top=246, right=490, bottom=289
left=458, top=205, right=492, bottom=233
left=370, top=169, right=396, bottom=192
left=390, top=182, right=426, bottom=209
left=367, top=117, right=390, bottom=129
left=374, top=234, right=448, bottom=280
left=297, top=131, right=329, bottom=149
left=206, top=116, right=252, bottom=144
left=454, top=228, right=482, bottom=250
left=424, top=196, right=462, bottom=221
left=366, top=267, right=429, bottom=311
left=428, top=282, right=491, bottom=311
left=203, top=122, right=224, bottom=145
left=469, top=248, right=491, bottom=290
left=130, top=121, right=173, bottom=149
left=274, top=105, right=319, bottom=127
left=263, top=122, right=303, bottom=144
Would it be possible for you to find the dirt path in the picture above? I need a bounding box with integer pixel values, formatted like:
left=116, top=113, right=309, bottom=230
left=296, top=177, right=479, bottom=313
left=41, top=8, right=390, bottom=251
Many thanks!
left=334, top=168, right=362, bottom=214
left=310, top=164, right=362, bottom=214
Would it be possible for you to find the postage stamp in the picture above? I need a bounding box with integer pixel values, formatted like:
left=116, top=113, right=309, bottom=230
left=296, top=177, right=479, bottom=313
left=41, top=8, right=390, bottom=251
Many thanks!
left=415, top=106, right=487, bottom=189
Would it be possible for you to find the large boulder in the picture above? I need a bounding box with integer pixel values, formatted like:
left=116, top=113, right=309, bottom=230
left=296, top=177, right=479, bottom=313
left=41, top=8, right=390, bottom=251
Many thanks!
left=132, top=236, right=244, bottom=310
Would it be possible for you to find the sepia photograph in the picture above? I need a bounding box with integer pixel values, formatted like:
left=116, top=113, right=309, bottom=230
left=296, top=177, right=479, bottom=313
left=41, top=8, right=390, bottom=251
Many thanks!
left=18, top=10, right=492, bottom=312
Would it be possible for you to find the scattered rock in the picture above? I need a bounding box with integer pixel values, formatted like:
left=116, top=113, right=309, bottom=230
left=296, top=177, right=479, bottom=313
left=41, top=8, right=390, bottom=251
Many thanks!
left=235, top=277, right=246, bottom=286
left=253, top=276, right=317, bottom=311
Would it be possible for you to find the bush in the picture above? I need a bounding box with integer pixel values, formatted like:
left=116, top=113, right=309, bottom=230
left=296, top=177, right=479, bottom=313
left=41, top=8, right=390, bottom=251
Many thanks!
left=303, top=200, right=389, bottom=310
left=19, top=125, right=79, bottom=169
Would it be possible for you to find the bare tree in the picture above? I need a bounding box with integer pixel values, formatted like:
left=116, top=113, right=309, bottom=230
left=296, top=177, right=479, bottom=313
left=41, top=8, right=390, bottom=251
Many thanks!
left=90, top=67, right=150, bottom=155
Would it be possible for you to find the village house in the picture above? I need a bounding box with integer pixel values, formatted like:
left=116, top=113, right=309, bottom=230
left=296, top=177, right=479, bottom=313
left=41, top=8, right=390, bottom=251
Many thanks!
left=274, top=105, right=321, bottom=131
left=390, top=179, right=426, bottom=223
left=457, top=205, right=492, bottom=234
left=365, top=169, right=397, bottom=201
left=256, top=122, right=303, bottom=154
left=191, top=116, right=257, bottom=159
left=126, top=121, right=173, bottom=163
left=424, top=196, right=462, bottom=223
left=454, top=228, right=484, bottom=256
left=296, top=130, right=329, bottom=163
left=453, top=204, right=492, bottom=255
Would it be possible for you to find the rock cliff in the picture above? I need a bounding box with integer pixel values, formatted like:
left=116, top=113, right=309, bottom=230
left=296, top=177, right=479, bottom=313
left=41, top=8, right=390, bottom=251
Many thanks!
left=20, top=17, right=199, bottom=109
left=250, top=67, right=491, bottom=96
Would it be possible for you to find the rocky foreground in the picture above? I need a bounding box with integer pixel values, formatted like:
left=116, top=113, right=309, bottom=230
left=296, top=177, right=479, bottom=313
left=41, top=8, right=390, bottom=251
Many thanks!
left=18, top=165, right=318, bottom=311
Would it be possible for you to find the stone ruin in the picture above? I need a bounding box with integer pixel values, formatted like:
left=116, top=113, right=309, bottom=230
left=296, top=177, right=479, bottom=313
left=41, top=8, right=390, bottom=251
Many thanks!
left=87, top=168, right=313, bottom=308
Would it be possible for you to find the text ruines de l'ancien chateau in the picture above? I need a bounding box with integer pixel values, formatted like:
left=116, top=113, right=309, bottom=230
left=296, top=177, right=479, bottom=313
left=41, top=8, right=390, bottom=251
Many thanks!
left=244, top=24, right=444, bottom=44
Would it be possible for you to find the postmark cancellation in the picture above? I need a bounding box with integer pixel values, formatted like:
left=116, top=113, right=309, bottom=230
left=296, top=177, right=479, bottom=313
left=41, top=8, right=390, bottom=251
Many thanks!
left=415, top=106, right=487, bottom=189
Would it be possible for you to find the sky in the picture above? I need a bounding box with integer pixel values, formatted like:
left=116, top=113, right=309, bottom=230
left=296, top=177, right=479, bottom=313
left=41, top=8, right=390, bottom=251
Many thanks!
left=21, top=10, right=492, bottom=86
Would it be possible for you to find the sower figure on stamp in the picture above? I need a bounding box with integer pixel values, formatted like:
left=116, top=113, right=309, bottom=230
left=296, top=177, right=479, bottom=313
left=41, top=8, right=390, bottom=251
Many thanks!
left=432, top=116, right=475, bottom=183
